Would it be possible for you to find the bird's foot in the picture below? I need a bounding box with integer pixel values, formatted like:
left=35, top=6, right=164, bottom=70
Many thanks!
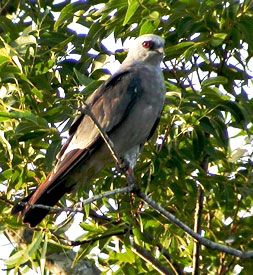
left=116, top=158, right=130, bottom=174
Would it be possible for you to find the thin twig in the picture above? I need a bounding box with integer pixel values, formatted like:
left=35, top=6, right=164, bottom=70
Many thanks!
left=80, top=102, right=137, bottom=187
left=192, top=184, right=204, bottom=275
left=80, top=103, right=121, bottom=165
left=66, top=228, right=128, bottom=246
left=87, top=209, right=184, bottom=274
left=155, top=241, right=183, bottom=275
left=137, top=191, right=253, bottom=259
left=21, top=185, right=134, bottom=214
left=131, top=241, right=173, bottom=275
left=0, top=0, right=11, bottom=14
left=74, top=94, right=253, bottom=262
left=192, top=149, right=209, bottom=274
left=0, top=194, right=14, bottom=206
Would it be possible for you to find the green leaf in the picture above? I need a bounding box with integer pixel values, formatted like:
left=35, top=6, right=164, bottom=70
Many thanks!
left=201, top=76, right=228, bottom=88
left=0, top=110, right=48, bottom=127
left=183, top=45, right=196, bottom=61
left=199, top=116, right=217, bottom=138
left=0, top=55, right=10, bottom=66
left=239, top=15, right=253, bottom=51
left=192, top=126, right=205, bottom=160
left=6, top=231, right=44, bottom=268
left=80, top=223, right=103, bottom=233
left=40, top=233, right=48, bottom=275
left=84, top=203, right=90, bottom=219
left=197, top=48, right=210, bottom=64
left=229, top=148, right=247, bottom=162
left=39, top=32, right=69, bottom=47
left=165, top=42, right=195, bottom=58
left=0, top=17, right=19, bottom=40
left=45, top=139, right=61, bottom=170
left=115, top=247, right=135, bottom=263
left=81, top=80, right=103, bottom=96
left=74, top=68, right=93, bottom=86
left=210, top=33, right=227, bottom=47
left=0, top=130, right=13, bottom=161
left=219, top=101, right=245, bottom=125
left=54, top=2, right=85, bottom=31
left=140, top=20, right=158, bottom=35
left=123, top=0, right=139, bottom=26
left=84, top=19, right=108, bottom=51
left=17, top=129, right=50, bottom=141
left=12, top=35, right=36, bottom=48
left=149, top=11, right=160, bottom=20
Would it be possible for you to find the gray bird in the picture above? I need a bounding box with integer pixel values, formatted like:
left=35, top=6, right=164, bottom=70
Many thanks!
left=12, top=34, right=165, bottom=227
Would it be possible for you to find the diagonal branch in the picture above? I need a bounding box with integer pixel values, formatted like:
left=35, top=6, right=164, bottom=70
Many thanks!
left=78, top=96, right=253, bottom=261
left=131, top=241, right=173, bottom=275
left=80, top=103, right=121, bottom=165
left=137, top=191, right=253, bottom=259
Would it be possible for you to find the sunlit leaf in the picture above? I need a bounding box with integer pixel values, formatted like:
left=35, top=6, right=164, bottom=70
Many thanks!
left=54, top=2, right=85, bottom=31
left=201, top=76, right=228, bottom=88
left=123, top=0, right=139, bottom=26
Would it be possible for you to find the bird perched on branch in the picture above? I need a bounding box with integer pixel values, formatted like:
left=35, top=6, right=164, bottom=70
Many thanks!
left=12, top=34, right=165, bottom=227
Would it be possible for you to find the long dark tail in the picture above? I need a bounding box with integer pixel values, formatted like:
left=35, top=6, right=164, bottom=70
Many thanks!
left=12, top=178, right=73, bottom=227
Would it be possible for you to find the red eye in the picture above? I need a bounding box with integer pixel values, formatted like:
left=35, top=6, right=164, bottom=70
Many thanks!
left=142, top=40, right=154, bottom=49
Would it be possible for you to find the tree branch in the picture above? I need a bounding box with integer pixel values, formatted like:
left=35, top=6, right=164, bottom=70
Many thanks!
left=21, top=185, right=134, bottom=214
left=77, top=92, right=253, bottom=262
left=86, top=210, right=184, bottom=274
left=192, top=184, right=204, bottom=275
left=60, top=228, right=129, bottom=246
left=80, top=102, right=121, bottom=166
left=137, top=191, right=253, bottom=259
left=192, top=153, right=209, bottom=274
left=131, top=241, right=173, bottom=275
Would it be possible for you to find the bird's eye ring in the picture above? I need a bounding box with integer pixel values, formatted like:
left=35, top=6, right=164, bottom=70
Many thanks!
left=142, top=41, right=154, bottom=49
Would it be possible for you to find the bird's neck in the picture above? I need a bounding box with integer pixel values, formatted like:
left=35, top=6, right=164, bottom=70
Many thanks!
left=122, top=59, right=161, bottom=71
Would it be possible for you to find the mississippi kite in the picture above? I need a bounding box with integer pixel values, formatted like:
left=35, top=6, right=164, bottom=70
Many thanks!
left=12, top=34, right=165, bottom=227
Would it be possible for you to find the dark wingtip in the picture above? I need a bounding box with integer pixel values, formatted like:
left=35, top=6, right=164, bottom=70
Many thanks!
left=23, top=207, right=50, bottom=227
left=11, top=202, right=25, bottom=215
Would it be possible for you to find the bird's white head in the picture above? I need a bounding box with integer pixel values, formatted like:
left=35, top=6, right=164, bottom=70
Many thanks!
left=123, top=34, right=165, bottom=67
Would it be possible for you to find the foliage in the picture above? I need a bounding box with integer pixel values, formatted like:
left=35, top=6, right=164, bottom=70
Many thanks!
left=0, top=0, right=253, bottom=273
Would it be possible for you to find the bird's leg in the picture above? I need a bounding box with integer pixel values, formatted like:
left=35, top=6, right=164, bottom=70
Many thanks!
left=116, top=158, right=129, bottom=174
left=125, top=166, right=136, bottom=187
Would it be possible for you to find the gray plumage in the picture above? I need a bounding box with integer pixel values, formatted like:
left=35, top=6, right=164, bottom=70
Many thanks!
left=12, top=34, right=165, bottom=227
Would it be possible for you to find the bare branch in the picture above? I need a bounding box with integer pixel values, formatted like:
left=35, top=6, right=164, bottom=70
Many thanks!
left=74, top=92, right=253, bottom=262
left=192, top=184, right=204, bottom=275
left=137, top=191, right=253, bottom=259
left=80, top=103, right=122, bottom=166
left=131, top=241, right=173, bottom=275
left=62, top=228, right=129, bottom=246
left=21, top=185, right=134, bottom=214
left=0, top=193, right=14, bottom=206
left=86, top=209, right=184, bottom=274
